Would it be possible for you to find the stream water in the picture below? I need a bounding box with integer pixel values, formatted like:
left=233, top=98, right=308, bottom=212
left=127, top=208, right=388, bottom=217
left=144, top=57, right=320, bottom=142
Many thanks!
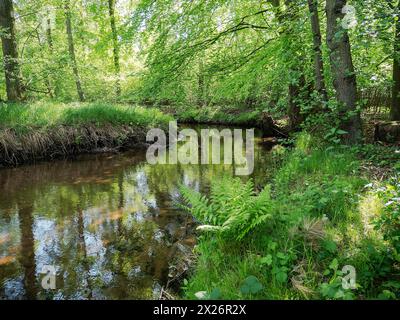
left=0, top=125, right=274, bottom=300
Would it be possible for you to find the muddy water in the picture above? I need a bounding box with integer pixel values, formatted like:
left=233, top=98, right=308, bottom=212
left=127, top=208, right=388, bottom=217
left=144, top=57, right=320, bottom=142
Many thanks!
left=0, top=125, right=274, bottom=300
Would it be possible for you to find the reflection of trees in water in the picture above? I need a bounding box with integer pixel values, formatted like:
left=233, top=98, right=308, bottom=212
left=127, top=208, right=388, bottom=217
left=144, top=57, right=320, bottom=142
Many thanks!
left=18, top=205, right=38, bottom=299
left=0, top=128, right=274, bottom=299
left=77, top=206, right=93, bottom=299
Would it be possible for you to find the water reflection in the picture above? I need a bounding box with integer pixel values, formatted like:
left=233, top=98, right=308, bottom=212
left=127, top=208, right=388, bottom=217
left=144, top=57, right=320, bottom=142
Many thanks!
left=0, top=125, right=273, bottom=299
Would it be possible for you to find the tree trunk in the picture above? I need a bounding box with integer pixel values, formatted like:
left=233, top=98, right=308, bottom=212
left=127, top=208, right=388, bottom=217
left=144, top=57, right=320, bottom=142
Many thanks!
left=288, top=74, right=306, bottom=130
left=64, top=0, right=85, bottom=102
left=326, top=0, right=362, bottom=144
left=197, top=59, right=205, bottom=106
left=391, top=0, right=400, bottom=121
left=0, top=0, right=25, bottom=101
left=307, top=0, right=328, bottom=102
left=108, top=0, right=121, bottom=97
left=284, top=0, right=308, bottom=131
left=45, top=9, right=54, bottom=98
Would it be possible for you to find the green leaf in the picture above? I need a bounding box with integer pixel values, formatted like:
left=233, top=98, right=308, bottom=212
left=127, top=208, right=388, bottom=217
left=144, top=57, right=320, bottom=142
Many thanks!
left=275, top=271, right=288, bottom=283
left=209, top=288, right=221, bottom=300
left=329, top=258, right=339, bottom=270
left=260, top=254, right=273, bottom=266
left=240, top=276, right=263, bottom=295
left=323, top=240, right=337, bottom=253
left=276, top=252, right=286, bottom=260
left=268, top=241, right=278, bottom=251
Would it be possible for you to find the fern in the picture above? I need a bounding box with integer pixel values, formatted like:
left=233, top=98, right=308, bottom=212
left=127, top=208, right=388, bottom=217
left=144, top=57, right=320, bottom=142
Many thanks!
left=179, top=177, right=274, bottom=241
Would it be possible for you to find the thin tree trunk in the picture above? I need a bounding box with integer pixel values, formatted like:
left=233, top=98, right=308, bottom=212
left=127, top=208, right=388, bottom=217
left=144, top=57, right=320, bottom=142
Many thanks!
left=391, top=0, right=400, bottom=121
left=45, top=10, right=54, bottom=98
left=46, top=15, right=53, bottom=50
left=64, top=0, right=85, bottom=102
left=0, top=0, right=25, bottom=101
left=307, top=0, right=328, bottom=102
left=285, top=0, right=307, bottom=131
left=288, top=74, right=306, bottom=130
left=77, top=206, right=93, bottom=299
left=108, top=0, right=121, bottom=97
left=326, top=0, right=362, bottom=143
left=197, top=59, right=205, bottom=106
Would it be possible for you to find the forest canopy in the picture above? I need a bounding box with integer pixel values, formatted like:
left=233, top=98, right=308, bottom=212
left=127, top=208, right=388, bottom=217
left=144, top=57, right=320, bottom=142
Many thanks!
left=0, top=0, right=399, bottom=136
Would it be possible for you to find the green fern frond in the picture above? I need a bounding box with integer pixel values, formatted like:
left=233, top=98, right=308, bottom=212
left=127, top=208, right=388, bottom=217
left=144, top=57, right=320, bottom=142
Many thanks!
left=179, top=177, right=275, bottom=241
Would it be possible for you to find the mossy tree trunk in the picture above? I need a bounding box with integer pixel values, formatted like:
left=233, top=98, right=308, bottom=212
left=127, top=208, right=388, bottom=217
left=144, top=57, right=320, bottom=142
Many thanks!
left=326, top=0, right=362, bottom=144
left=307, top=0, right=328, bottom=103
left=391, top=0, right=400, bottom=121
left=108, top=0, right=121, bottom=98
left=64, top=0, right=85, bottom=102
left=0, top=0, right=25, bottom=102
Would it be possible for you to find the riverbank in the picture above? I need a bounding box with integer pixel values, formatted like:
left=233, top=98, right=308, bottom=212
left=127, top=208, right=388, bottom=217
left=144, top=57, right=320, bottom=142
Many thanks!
left=181, top=134, right=400, bottom=300
left=0, top=102, right=172, bottom=167
left=159, top=104, right=286, bottom=137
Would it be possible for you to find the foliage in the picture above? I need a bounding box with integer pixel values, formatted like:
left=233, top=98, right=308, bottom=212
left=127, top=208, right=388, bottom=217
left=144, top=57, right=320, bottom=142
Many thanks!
left=167, top=104, right=262, bottom=126
left=184, top=134, right=400, bottom=300
left=180, top=176, right=274, bottom=241
left=374, top=179, right=400, bottom=254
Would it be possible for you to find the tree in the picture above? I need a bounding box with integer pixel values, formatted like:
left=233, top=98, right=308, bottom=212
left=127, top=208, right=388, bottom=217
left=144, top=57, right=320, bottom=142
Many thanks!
left=392, top=0, right=400, bottom=121
left=307, top=0, right=327, bottom=103
left=0, top=0, right=25, bottom=101
left=64, top=0, right=85, bottom=102
left=284, top=0, right=309, bottom=130
left=44, top=6, right=55, bottom=98
left=326, top=0, right=362, bottom=143
left=108, top=0, right=121, bottom=97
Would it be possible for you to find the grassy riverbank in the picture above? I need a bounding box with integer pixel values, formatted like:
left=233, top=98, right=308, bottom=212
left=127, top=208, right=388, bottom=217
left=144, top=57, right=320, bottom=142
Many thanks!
left=0, top=102, right=172, bottom=167
left=160, top=104, right=268, bottom=127
left=181, top=134, right=400, bottom=300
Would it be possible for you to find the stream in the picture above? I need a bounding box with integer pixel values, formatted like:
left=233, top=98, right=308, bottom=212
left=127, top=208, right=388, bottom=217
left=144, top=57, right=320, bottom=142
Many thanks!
left=0, top=125, right=274, bottom=300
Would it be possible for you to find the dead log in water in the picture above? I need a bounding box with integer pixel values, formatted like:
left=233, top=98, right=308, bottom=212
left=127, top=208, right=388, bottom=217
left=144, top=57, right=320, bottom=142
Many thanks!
left=374, top=121, right=400, bottom=143
left=259, top=111, right=287, bottom=138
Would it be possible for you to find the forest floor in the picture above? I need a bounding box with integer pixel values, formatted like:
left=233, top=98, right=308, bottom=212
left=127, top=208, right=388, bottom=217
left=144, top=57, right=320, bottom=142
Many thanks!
left=0, top=101, right=172, bottom=167
left=181, top=133, right=400, bottom=300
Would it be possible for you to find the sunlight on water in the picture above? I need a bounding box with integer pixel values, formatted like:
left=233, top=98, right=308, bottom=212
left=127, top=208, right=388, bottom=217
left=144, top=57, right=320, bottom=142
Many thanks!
left=0, top=125, right=273, bottom=299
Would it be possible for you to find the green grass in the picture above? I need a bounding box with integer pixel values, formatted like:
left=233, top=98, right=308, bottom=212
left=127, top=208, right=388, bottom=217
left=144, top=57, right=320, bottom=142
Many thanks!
left=182, top=133, right=400, bottom=300
left=0, top=101, right=173, bottom=134
left=0, top=101, right=174, bottom=167
left=161, top=104, right=262, bottom=126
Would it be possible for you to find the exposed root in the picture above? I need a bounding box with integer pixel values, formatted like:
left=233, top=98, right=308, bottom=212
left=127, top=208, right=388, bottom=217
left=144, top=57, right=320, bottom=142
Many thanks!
left=0, top=124, right=147, bottom=167
left=159, top=287, right=177, bottom=300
